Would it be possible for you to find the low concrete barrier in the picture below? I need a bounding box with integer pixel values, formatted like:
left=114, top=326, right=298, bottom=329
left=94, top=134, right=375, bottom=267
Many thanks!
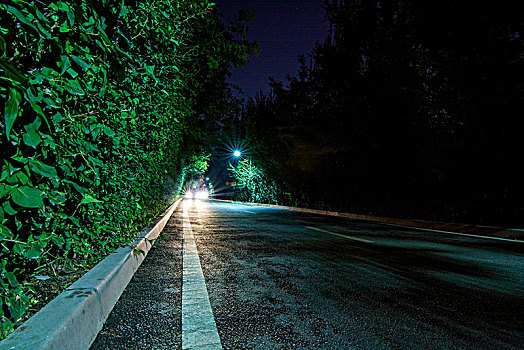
left=0, top=198, right=182, bottom=350
left=214, top=199, right=524, bottom=242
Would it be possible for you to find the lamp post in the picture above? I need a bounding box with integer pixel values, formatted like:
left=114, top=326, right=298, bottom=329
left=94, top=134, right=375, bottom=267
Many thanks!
left=233, top=150, right=241, bottom=158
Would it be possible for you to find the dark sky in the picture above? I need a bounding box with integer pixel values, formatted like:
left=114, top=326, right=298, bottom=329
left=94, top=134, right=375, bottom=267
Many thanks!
left=217, top=0, right=330, bottom=97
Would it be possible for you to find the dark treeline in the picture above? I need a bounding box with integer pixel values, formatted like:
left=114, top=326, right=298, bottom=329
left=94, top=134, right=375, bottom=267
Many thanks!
left=242, top=0, right=524, bottom=226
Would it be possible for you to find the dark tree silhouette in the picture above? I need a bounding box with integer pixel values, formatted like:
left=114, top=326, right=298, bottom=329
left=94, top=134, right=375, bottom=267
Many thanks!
left=242, top=0, right=524, bottom=226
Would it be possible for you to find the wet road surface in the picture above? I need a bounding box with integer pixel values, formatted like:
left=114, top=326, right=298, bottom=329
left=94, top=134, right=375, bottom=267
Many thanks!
left=91, top=199, right=524, bottom=349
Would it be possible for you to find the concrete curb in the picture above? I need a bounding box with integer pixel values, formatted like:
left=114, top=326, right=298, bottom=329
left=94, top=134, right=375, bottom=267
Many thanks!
left=214, top=199, right=524, bottom=242
left=0, top=198, right=182, bottom=350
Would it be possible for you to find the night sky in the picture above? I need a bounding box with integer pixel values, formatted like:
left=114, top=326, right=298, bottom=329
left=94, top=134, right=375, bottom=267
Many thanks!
left=217, top=0, right=330, bottom=97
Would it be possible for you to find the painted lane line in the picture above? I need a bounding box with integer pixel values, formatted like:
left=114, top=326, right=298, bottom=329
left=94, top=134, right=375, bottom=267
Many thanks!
left=244, top=210, right=257, bottom=214
left=384, top=223, right=524, bottom=243
left=304, top=226, right=374, bottom=243
left=182, top=203, right=222, bottom=350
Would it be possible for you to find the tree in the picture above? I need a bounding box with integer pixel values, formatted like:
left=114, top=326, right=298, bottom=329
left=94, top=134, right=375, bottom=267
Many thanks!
left=240, top=0, right=524, bottom=225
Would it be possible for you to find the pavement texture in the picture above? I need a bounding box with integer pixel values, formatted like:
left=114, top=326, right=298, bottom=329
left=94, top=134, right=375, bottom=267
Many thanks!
left=90, top=215, right=184, bottom=349
left=91, top=199, right=524, bottom=349
left=215, top=199, right=524, bottom=241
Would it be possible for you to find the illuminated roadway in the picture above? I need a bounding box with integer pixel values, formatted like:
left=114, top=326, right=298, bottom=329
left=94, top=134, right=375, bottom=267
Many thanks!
left=91, top=199, right=524, bottom=349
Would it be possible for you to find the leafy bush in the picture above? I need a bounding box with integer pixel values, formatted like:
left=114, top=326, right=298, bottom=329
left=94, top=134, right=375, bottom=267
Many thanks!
left=229, top=159, right=278, bottom=204
left=0, top=0, right=255, bottom=337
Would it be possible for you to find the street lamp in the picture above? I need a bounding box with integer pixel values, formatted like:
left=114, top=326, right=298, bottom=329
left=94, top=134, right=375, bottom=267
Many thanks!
left=233, top=150, right=241, bottom=157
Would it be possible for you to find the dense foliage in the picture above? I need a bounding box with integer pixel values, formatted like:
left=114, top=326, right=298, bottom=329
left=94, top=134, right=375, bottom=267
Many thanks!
left=242, top=0, right=524, bottom=226
left=0, top=0, right=255, bottom=337
left=228, top=158, right=277, bottom=204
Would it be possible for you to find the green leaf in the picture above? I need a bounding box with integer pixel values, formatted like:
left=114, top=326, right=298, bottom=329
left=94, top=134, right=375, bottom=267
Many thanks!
left=59, top=21, right=70, bottom=33
left=10, top=186, right=44, bottom=208
left=0, top=58, right=29, bottom=83
left=15, top=172, right=29, bottom=185
left=43, top=97, right=60, bottom=109
left=0, top=36, right=5, bottom=57
left=67, top=10, right=75, bottom=26
left=23, top=246, right=41, bottom=259
left=52, top=112, right=63, bottom=124
left=25, top=89, right=45, bottom=117
left=6, top=5, right=37, bottom=32
left=29, top=160, right=58, bottom=180
left=0, top=183, right=13, bottom=199
left=103, top=126, right=115, bottom=137
left=69, top=216, right=80, bottom=227
left=3, top=201, right=17, bottom=215
left=79, top=194, right=102, bottom=205
left=64, top=180, right=86, bottom=194
left=5, top=175, right=17, bottom=185
left=11, top=155, right=28, bottom=164
left=23, top=132, right=41, bottom=148
left=40, top=67, right=58, bottom=79
left=35, top=21, right=51, bottom=39
left=119, top=0, right=129, bottom=17
left=51, top=235, right=64, bottom=247
left=24, top=118, right=41, bottom=133
left=5, top=88, right=22, bottom=139
left=1, top=169, right=8, bottom=181
left=71, top=55, right=91, bottom=70
left=145, top=65, right=155, bottom=78
left=60, top=55, right=71, bottom=75
left=5, top=272, right=19, bottom=287
left=66, top=68, right=78, bottom=78
left=65, top=79, right=84, bottom=95
left=0, top=223, right=12, bottom=239
left=7, top=294, right=26, bottom=321
left=34, top=7, right=49, bottom=23
left=13, top=243, right=23, bottom=254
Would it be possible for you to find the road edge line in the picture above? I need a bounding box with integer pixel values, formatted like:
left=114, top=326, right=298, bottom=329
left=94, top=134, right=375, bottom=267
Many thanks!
left=181, top=202, right=222, bottom=349
left=212, top=199, right=524, bottom=243
left=0, top=198, right=183, bottom=350
left=382, top=223, right=524, bottom=243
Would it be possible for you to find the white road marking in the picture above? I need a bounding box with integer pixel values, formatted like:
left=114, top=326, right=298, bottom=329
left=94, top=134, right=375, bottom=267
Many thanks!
left=304, top=226, right=373, bottom=243
left=244, top=211, right=257, bottom=214
left=182, top=202, right=222, bottom=350
left=384, top=223, right=524, bottom=243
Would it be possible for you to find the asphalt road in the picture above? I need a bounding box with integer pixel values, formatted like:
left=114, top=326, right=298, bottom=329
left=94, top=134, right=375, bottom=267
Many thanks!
left=91, top=199, right=524, bottom=349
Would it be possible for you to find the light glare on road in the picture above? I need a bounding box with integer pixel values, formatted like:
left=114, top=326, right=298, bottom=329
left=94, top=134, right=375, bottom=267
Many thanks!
left=195, top=190, right=209, bottom=200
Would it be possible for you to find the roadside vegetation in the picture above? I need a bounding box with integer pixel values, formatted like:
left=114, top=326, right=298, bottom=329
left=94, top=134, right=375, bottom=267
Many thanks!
left=229, top=158, right=278, bottom=204
left=0, top=0, right=257, bottom=337
left=239, top=0, right=524, bottom=227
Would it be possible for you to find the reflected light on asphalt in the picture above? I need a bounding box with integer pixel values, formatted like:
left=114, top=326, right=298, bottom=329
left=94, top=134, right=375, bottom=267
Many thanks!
left=183, top=196, right=208, bottom=213
left=195, top=198, right=208, bottom=212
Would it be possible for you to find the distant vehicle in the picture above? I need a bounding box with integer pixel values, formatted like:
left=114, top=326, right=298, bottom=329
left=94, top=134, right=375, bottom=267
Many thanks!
left=185, top=187, right=209, bottom=200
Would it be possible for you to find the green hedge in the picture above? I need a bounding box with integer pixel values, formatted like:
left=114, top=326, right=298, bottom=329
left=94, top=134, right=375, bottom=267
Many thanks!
left=0, top=0, right=252, bottom=337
